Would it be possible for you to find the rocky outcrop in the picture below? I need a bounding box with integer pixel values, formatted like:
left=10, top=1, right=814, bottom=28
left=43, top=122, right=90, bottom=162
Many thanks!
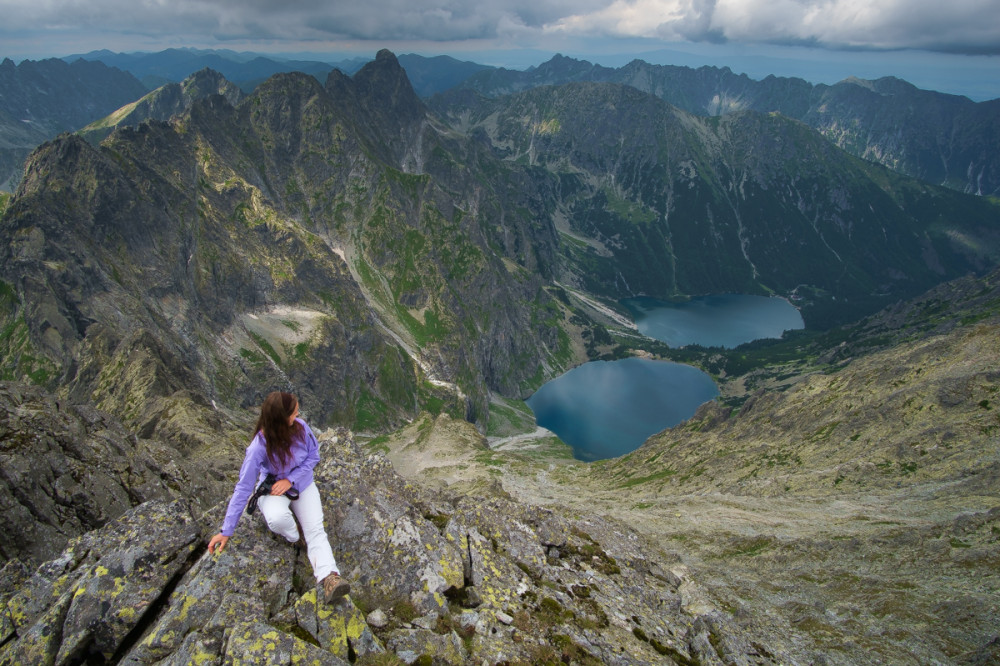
left=78, top=68, right=245, bottom=144
left=0, top=428, right=781, bottom=665
left=0, top=381, right=233, bottom=566
left=0, top=498, right=201, bottom=665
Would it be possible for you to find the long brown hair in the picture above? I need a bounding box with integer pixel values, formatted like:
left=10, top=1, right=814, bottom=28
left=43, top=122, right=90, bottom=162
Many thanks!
left=254, top=391, right=302, bottom=468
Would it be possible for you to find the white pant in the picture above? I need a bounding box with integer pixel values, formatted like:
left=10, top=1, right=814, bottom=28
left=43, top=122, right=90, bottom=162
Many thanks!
left=257, top=482, right=338, bottom=581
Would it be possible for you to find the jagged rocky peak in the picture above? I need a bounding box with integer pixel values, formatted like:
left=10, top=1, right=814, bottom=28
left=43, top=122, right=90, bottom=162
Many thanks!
left=253, top=68, right=327, bottom=97
left=351, top=49, right=427, bottom=126
left=321, top=49, right=431, bottom=166
left=76, top=67, right=244, bottom=145
left=180, top=67, right=244, bottom=106
left=0, top=428, right=782, bottom=665
left=533, top=53, right=603, bottom=79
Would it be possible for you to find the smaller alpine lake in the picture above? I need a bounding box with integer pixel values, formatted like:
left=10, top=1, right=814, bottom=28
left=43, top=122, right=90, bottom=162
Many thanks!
left=527, top=294, right=804, bottom=461
left=623, top=294, right=804, bottom=348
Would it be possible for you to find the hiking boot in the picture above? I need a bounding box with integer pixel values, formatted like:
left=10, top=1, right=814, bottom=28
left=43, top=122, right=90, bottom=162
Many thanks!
left=322, top=573, right=351, bottom=603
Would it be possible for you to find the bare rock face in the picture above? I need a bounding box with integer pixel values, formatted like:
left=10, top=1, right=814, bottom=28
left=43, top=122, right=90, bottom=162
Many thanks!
left=0, top=427, right=782, bottom=664
left=79, top=67, right=246, bottom=145
left=0, top=381, right=224, bottom=565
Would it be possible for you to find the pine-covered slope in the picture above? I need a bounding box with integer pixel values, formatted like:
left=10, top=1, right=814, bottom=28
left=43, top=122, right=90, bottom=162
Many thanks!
left=433, top=81, right=1000, bottom=328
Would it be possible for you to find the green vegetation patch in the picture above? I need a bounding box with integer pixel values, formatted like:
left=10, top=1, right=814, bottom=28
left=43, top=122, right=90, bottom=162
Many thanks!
left=352, top=385, right=396, bottom=432
left=247, top=331, right=281, bottom=365
left=365, top=434, right=391, bottom=455
left=762, top=450, right=803, bottom=467
left=0, top=280, right=17, bottom=309
left=397, top=305, right=450, bottom=347
left=486, top=397, right=537, bottom=437
left=239, top=347, right=267, bottom=366
left=617, top=467, right=677, bottom=489
left=291, top=342, right=310, bottom=361
left=809, top=421, right=840, bottom=442
left=474, top=451, right=505, bottom=468
left=720, top=535, right=773, bottom=558
left=0, top=283, right=59, bottom=386
left=602, top=188, right=657, bottom=226
left=564, top=528, right=621, bottom=575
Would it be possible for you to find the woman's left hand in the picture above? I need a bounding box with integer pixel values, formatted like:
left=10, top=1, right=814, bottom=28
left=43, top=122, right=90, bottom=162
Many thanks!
left=270, top=478, right=293, bottom=496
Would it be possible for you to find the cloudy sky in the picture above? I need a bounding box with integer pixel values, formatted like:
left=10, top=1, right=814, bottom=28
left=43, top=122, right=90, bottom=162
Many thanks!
left=4, top=0, right=1000, bottom=99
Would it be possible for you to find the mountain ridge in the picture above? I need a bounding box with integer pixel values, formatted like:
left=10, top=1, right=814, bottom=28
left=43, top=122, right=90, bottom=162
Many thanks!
left=454, top=54, right=1000, bottom=197
left=1, top=51, right=572, bottom=435
left=7, top=49, right=999, bottom=203
left=77, top=68, right=245, bottom=145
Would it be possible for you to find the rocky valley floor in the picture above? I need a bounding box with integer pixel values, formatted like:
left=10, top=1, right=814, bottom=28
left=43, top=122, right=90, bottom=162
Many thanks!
left=499, top=461, right=1000, bottom=665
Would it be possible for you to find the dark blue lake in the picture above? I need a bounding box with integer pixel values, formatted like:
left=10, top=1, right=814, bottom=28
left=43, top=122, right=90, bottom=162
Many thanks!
left=526, top=358, right=719, bottom=462
left=622, top=294, right=804, bottom=348
left=527, top=293, right=804, bottom=461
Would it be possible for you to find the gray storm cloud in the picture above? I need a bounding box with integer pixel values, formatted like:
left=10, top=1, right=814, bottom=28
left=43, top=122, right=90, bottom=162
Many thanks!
left=1, top=0, right=998, bottom=54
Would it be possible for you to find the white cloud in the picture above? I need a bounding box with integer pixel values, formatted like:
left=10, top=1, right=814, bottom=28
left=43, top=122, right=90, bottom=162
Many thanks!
left=1, top=0, right=999, bottom=55
left=705, top=0, right=1000, bottom=52
left=547, top=0, right=1000, bottom=54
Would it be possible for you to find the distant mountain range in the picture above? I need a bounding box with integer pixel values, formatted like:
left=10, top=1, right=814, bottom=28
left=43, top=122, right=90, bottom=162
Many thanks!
left=63, top=48, right=360, bottom=92
left=3, top=48, right=998, bottom=199
left=454, top=54, right=1000, bottom=198
left=0, top=49, right=494, bottom=191
left=432, top=80, right=1000, bottom=328
left=64, top=48, right=493, bottom=98
left=0, top=57, right=147, bottom=190
left=3, top=50, right=998, bottom=434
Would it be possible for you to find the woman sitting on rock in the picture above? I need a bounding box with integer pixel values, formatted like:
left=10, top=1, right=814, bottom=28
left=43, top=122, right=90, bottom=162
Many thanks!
left=207, top=391, right=350, bottom=603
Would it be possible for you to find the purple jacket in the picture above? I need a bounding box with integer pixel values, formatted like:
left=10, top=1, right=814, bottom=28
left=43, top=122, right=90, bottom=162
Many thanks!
left=220, top=418, right=319, bottom=536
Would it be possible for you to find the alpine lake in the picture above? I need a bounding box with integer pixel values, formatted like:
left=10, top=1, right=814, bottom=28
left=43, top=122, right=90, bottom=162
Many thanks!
left=527, top=294, right=804, bottom=461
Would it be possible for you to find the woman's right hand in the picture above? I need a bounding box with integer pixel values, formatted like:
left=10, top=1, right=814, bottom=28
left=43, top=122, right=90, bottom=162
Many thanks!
left=208, top=533, right=229, bottom=554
